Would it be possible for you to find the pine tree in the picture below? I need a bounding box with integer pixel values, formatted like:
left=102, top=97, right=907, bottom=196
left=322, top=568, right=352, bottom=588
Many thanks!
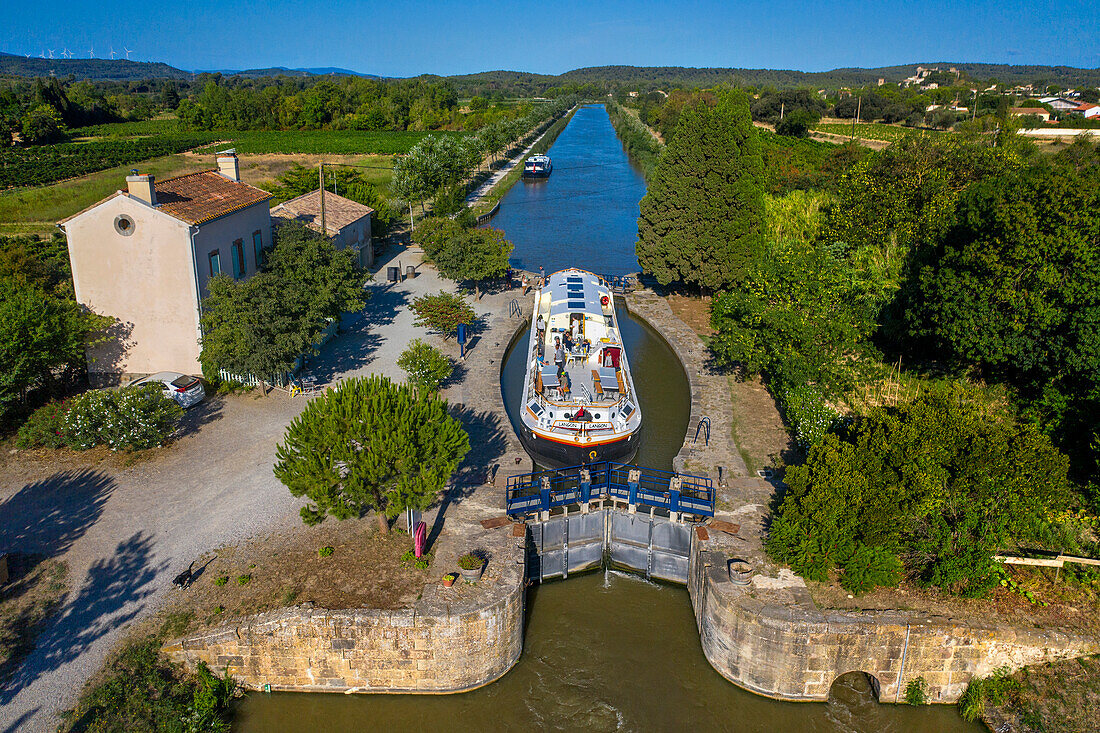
left=273, top=375, right=470, bottom=531
left=636, top=90, right=766, bottom=291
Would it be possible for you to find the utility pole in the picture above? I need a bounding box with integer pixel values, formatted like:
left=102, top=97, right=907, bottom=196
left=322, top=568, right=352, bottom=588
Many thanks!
left=852, top=95, right=861, bottom=140
left=780, top=102, right=785, bottom=121
left=318, top=162, right=326, bottom=236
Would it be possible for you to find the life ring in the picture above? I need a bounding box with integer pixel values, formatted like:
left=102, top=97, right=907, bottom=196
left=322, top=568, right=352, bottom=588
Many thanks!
left=589, top=450, right=597, bottom=461
left=600, top=295, right=609, bottom=306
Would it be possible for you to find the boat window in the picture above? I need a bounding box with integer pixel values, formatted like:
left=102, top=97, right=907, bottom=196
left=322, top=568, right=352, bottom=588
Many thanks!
left=528, top=401, right=543, bottom=417
left=621, top=402, right=635, bottom=419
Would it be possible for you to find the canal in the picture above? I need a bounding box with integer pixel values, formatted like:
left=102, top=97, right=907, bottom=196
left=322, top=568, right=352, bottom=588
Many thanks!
left=232, top=105, right=981, bottom=732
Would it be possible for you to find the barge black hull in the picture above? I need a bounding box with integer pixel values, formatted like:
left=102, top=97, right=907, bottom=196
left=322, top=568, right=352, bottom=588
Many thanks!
left=519, top=425, right=639, bottom=468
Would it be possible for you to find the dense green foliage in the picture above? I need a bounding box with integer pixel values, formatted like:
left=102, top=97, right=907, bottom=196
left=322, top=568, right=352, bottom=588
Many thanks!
left=15, top=399, right=70, bottom=448
left=822, top=134, right=1022, bottom=252
left=0, top=275, right=109, bottom=420
left=199, top=222, right=367, bottom=382
left=750, top=88, right=826, bottom=130
left=757, top=130, right=866, bottom=195
left=409, top=291, right=476, bottom=338
left=415, top=218, right=513, bottom=290
left=767, top=385, right=1072, bottom=596
left=0, top=135, right=215, bottom=188
left=61, top=638, right=236, bottom=733
left=62, top=385, right=183, bottom=451
left=604, top=102, right=663, bottom=176
left=636, top=90, right=765, bottom=290
left=958, top=667, right=1019, bottom=722
left=905, top=162, right=1100, bottom=483
left=274, top=375, right=470, bottom=528
left=196, top=129, right=465, bottom=155
left=397, top=339, right=454, bottom=392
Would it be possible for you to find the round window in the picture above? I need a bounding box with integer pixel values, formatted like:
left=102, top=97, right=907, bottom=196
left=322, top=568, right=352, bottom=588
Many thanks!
left=114, top=214, right=135, bottom=236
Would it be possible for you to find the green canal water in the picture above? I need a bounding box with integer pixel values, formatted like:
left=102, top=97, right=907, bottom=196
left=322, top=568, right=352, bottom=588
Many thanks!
left=232, top=104, right=982, bottom=732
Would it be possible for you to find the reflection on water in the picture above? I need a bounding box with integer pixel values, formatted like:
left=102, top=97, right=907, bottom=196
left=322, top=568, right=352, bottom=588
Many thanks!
left=486, top=105, right=647, bottom=276
left=233, top=573, right=981, bottom=733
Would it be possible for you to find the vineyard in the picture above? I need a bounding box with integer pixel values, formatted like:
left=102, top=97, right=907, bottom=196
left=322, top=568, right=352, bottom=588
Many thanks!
left=813, top=122, right=946, bottom=142
left=1, top=135, right=216, bottom=188
left=193, top=130, right=470, bottom=156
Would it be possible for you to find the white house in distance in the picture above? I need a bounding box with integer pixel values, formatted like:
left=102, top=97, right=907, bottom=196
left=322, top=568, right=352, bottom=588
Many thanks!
left=270, top=189, right=374, bottom=268
left=1074, top=102, right=1100, bottom=119
left=59, top=152, right=272, bottom=380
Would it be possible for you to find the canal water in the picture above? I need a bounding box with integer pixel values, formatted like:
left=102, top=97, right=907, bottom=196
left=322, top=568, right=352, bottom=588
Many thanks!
left=232, top=105, right=981, bottom=732
left=488, top=104, right=647, bottom=276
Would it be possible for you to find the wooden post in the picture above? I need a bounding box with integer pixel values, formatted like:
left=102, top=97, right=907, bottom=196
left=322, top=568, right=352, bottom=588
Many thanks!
left=318, top=162, right=326, bottom=237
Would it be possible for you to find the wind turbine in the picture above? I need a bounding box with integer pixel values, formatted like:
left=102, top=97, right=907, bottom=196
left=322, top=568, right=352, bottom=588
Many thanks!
left=108, top=44, right=116, bottom=59
left=47, top=49, right=54, bottom=59
left=89, top=44, right=94, bottom=58
left=124, top=47, right=132, bottom=60
left=62, top=48, right=72, bottom=59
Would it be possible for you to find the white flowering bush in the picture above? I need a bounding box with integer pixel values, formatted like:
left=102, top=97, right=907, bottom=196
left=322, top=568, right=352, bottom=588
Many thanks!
left=396, top=339, right=454, bottom=392
left=63, top=385, right=183, bottom=451
left=779, top=384, right=844, bottom=448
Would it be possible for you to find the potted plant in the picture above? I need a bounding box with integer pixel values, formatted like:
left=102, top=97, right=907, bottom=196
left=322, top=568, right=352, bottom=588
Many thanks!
left=457, top=553, right=485, bottom=583
left=442, top=572, right=458, bottom=588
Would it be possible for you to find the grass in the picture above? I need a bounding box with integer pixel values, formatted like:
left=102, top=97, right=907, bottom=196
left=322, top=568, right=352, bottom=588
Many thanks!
left=0, top=152, right=203, bottom=233
left=194, top=129, right=468, bottom=156
left=0, top=554, right=68, bottom=687
left=814, top=122, right=946, bottom=142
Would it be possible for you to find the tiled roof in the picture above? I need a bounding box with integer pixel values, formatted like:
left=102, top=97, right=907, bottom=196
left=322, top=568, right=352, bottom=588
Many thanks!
left=270, top=190, right=374, bottom=236
left=153, top=170, right=271, bottom=225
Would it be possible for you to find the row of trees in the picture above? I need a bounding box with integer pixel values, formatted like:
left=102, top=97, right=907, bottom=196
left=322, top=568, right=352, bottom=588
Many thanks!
left=1, top=77, right=156, bottom=145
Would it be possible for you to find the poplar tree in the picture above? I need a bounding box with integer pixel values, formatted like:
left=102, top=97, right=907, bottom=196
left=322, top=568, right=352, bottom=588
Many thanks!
left=636, top=90, right=765, bottom=291
left=274, top=375, right=470, bottom=531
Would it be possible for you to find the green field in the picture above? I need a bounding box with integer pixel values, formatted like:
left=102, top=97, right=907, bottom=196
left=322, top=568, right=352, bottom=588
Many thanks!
left=194, top=129, right=469, bottom=156
left=814, top=122, right=945, bottom=142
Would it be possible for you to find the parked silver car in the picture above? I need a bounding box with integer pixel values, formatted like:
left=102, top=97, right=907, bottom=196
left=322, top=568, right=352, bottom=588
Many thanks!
left=126, top=372, right=206, bottom=409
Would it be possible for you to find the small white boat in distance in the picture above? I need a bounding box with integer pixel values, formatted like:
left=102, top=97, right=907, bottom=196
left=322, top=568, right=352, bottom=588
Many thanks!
left=518, top=269, right=641, bottom=466
left=523, top=153, right=552, bottom=178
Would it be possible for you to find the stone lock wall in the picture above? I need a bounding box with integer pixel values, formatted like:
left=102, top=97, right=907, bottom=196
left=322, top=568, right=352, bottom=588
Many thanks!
left=163, top=547, right=526, bottom=693
left=689, top=548, right=1100, bottom=703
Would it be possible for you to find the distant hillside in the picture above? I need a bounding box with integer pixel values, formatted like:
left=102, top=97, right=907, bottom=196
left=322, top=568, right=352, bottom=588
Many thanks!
left=0, top=52, right=190, bottom=80
left=197, top=66, right=376, bottom=78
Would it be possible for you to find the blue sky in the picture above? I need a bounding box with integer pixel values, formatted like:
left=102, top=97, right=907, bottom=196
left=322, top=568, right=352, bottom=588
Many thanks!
left=4, top=0, right=1098, bottom=75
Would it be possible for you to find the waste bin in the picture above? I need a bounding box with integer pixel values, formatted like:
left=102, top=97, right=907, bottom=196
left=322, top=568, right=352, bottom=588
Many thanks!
left=387, top=266, right=399, bottom=283
left=406, top=265, right=416, bottom=279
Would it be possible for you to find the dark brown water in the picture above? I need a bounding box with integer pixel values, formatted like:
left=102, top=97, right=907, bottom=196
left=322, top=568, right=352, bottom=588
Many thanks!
left=232, top=105, right=981, bottom=733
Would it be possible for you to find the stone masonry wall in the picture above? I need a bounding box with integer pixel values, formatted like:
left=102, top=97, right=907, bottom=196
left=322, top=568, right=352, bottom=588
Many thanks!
left=164, top=529, right=526, bottom=693
left=689, top=546, right=1100, bottom=703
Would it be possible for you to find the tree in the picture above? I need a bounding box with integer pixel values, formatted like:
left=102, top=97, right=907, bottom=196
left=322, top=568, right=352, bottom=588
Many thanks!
left=0, top=276, right=110, bottom=418
left=415, top=218, right=513, bottom=295
left=200, top=223, right=368, bottom=388
left=274, top=375, right=470, bottom=530
left=21, top=104, right=66, bottom=144
left=775, top=109, right=817, bottom=138
left=636, top=90, right=766, bottom=290
left=409, top=291, right=476, bottom=338
left=766, top=384, right=1072, bottom=596
left=905, top=165, right=1100, bottom=481
left=397, top=339, right=453, bottom=392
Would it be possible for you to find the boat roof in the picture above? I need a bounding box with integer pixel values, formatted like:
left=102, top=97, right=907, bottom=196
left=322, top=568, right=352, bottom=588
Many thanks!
left=528, top=154, right=550, bottom=162
left=545, top=269, right=608, bottom=317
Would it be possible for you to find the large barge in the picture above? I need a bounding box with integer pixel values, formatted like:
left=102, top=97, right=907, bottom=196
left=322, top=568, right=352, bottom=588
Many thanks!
left=517, top=269, right=641, bottom=467
left=522, top=153, right=552, bottom=178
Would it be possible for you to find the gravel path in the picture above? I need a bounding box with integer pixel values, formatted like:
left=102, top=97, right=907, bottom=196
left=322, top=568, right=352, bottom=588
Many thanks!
left=0, top=244, right=445, bottom=733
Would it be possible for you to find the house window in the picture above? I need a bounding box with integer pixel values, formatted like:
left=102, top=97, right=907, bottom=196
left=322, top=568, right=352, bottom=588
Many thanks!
left=209, top=250, right=221, bottom=277
left=231, top=239, right=245, bottom=279
left=252, top=230, right=263, bottom=267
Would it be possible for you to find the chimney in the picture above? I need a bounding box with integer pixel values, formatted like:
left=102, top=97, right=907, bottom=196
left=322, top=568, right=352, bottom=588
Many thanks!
left=126, top=172, right=156, bottom=205
left=216, top=151, right=240, bottom=182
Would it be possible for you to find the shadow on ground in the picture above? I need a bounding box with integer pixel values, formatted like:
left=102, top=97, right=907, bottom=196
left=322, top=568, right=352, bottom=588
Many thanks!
left=304, top=285, right=409, bottom=384
left=0, top=532, right=165, bottom=706
left=0, top=470, right=115, bottom=557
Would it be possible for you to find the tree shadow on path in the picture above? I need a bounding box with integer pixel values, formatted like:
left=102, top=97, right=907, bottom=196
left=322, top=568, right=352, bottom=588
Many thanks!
left=0, top=470, right=115, bottom=558
left=0, top=531, right=165, bottom=706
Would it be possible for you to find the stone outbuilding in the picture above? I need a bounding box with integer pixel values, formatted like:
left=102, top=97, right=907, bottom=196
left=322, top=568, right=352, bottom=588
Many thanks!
left=271, top=190, right=374, bottom=268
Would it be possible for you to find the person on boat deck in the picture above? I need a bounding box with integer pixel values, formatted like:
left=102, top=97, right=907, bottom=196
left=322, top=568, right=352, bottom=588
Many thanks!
left=563, top=331, right=574, bottom=351
left=554, top=342, right=565, bottom=370
left=571, top=318, right=581, bottom=342
left=559, top=371, right=571, bottom=399
left=536, top=313, right=545, bottom=336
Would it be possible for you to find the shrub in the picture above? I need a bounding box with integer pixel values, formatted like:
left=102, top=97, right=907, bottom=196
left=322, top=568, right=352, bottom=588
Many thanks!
left=457, top=553, right=483, bottom=571
left=777, top=384, right=844, bottom=449
left=409, top=291, right=476, bottom=338
left=839, top=544, right=903, bottom=595
left=236, top=574, right=251, bottom=586
left=62, top=385, right=183, bottom=451
left=401, top=549, right=431, bottom=570
left=213, top=576, right=228, bottom=587
left=16, top=400, right=71, bottom=448
left=397, top=339, right=454, bottom=392
left=904, top=676, right=928, bottom=705
left=318, top=546, right=334, bottom=558
left=958, top=668, right=1019, bottom=722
